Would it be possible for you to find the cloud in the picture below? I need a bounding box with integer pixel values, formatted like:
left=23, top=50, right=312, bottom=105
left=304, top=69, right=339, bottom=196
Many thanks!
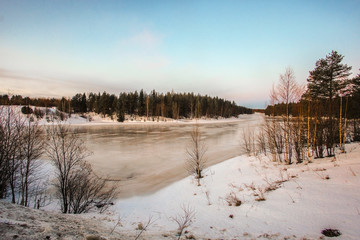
left=129, top=29, right=162, bottom=49
left=113, top=29, right=170, bottom=72
left=0, top=69, right=127, bottom=98
left=119, top=29, right=163, bottom=51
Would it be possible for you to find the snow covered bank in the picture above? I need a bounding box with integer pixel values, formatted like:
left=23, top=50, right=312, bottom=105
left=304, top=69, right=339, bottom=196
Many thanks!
left=2, top=142, right=360, bottom=239
left=103, top=143, right=360, bottom=239
left=0, top=105, right=255, bottom=126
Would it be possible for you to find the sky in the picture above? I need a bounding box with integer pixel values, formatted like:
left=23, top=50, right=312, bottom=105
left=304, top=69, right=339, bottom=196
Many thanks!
left=0, top=0, right=359, bottom=108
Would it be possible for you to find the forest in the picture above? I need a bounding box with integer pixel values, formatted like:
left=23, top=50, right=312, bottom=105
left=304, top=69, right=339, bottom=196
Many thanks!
left=0, top=90, right=253, bottom=121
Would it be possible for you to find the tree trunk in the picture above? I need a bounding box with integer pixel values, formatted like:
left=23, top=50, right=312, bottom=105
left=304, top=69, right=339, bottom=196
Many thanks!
left=342, top=96, right=348, bottom=153
left=307, top=100, right=311, bottom=162
left=339, top=96, right=342, bottom=152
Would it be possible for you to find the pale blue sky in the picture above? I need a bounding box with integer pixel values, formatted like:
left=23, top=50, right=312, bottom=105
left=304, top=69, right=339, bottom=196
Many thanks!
left=0, top=0, right=359, bottom=108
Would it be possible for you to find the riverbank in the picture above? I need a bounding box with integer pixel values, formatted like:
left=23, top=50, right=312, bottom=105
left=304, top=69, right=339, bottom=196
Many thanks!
left=2, top=143, right=359, bottom=239
left=1, top=105, right=256, bottom=127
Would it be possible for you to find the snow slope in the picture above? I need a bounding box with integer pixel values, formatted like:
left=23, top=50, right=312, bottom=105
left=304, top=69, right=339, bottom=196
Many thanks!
left=104, top=143, right=360, bottom=239
left=1, top=142, right=360, bottom=239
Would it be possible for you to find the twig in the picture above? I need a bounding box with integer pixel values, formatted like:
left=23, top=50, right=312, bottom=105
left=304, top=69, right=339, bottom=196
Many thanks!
left=349, top=167, right=357, bottom=176
left=110, top=214, right=123, bottom=235
left=134, top=215, right=157, bottom=240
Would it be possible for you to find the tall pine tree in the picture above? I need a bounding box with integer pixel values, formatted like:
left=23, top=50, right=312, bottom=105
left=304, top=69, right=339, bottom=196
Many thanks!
left=307, top=51, right=352, bottom=156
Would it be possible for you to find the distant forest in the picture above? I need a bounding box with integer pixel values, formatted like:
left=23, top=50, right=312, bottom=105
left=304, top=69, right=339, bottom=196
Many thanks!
left=0, top=90, right=253, bottom=121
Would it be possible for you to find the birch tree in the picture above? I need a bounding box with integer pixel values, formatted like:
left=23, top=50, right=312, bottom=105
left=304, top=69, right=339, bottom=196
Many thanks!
left=277, top=67, right=298, bottom=164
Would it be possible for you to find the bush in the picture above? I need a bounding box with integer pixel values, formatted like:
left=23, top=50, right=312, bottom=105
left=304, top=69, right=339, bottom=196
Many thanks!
left=34, top=108, right=45, bottom=119
left=21, top=106, right=33, bottom=114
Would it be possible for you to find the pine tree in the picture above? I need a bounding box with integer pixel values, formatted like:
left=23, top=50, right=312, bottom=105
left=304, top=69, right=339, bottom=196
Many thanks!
left=307, top=51, right=352, bottom=156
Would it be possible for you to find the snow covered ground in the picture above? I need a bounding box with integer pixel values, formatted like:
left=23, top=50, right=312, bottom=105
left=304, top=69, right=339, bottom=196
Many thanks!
left=2, top=142, right=360, bottom=239
left=102, top=143, right=360, bottom=239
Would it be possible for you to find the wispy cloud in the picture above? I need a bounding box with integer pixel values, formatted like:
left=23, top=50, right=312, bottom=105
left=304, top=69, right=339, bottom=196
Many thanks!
left=0, top=69, right=127, bottom=98
left=118, top=29, right=163, bottom=51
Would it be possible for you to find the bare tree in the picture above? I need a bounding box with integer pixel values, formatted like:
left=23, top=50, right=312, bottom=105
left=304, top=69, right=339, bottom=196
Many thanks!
left=277, top=67, right=298, bottom=164
left=186, top=125, right=207, bottom=186
left=45, top=124, right=88, bottom=213
left=45, top=123, right=117, bottom=214
left=171, top=204, right=196, bottom=240
left=0, top=106, right=25, bottom=202
left=0, top=106, right=46, bottom=207
left=19, top=119, right=44, bottom=206
left=68, top=161, right=117, bottom=214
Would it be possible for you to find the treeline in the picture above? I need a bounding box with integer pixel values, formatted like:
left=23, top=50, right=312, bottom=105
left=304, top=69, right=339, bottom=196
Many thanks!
left=250, top=51, right=359, bottom=164
left=0, top=90, right=253, bottom=121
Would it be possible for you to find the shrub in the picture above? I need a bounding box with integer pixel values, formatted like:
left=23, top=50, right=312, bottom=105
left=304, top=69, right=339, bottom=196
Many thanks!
left=34, top=108, right=45, bottom=119
left=21, top=106, right=33, bottom=114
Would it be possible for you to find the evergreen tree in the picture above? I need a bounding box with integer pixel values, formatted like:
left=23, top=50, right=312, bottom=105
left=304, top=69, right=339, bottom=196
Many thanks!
left=80, top=93, right=87, bottom=112
left=116, top=93, right=126, bottom=122
left=138, top=89, right=146, bottom=116
left=307, top=51, right=352, bottom=156
left=307, top=51, right=351, bottom=101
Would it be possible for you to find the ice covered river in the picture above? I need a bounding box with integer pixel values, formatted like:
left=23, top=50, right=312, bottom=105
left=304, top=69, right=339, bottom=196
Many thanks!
left=75, top=113, right=264, bottom=198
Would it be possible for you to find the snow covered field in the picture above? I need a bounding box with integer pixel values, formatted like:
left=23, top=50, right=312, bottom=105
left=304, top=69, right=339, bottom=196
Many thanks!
left=2, top=142, right=360, bottom=239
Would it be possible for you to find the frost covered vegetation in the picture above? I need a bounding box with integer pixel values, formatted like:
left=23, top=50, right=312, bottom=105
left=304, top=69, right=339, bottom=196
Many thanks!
left=0, top=90, right=253, bottom=122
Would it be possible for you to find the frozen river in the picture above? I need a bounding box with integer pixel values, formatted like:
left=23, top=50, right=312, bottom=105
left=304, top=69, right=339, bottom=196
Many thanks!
left=75, top=113, right=264, bottom=198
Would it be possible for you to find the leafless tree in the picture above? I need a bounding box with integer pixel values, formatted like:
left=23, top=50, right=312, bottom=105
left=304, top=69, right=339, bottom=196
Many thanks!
left=45, top=124, right=89, bottom=213
left=0, top=106, right=46, bottom=207
left=45, top=123, right=117, bottom=214
left=19, top=119, right=44, bottom=206
left=68, top=161, right=117, bottom=214
left=277, top=67, right=298, bottom=164
left=0, top=106, right=25, bottom=202
left=186, top=125, right=207, bottom=186
left=171, top=204, right=196, bottom=240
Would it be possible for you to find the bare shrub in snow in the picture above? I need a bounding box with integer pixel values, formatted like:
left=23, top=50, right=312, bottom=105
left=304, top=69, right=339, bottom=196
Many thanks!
left=225, top=191, right=242, bottom=206
left=45, top=124, right=117, bottom=214
left=171, top=204, right=196, bottom=240
left=67, top=162, right=118, bottom=214
left=241, top=127, right=256, bottom=156
left=134, top=215, right=156, bottom=240
left=186, top=125, right=207, bottom=186
left=256, top=127, right=267, bottom=155
left=244, top=183, right=266, bottom=201
left=262, top=176, right=282, bottom=192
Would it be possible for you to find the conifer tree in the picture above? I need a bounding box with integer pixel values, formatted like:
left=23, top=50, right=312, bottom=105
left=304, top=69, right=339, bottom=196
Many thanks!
left=307, top=51, right=352, bottom=156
